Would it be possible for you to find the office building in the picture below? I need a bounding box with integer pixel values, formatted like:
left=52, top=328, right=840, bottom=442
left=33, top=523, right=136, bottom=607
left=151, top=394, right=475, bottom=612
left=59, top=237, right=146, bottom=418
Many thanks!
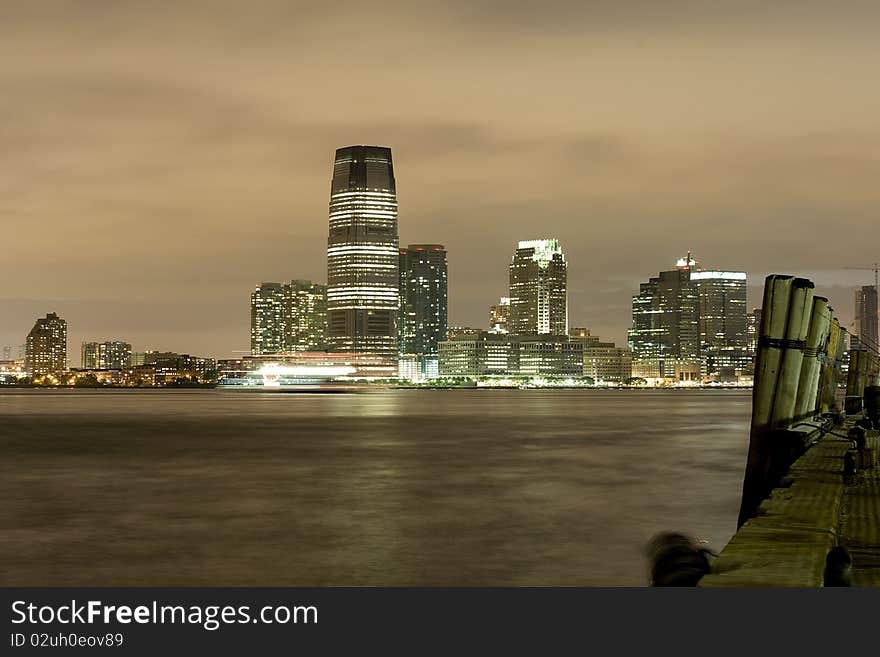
left=438, top=333, right=520, bottom=378
left=629, top=256, right=748, bottom=382
left=81, top=340, right=132, bottom=370
left=399, top=244, right=448, bottom=360
left=629, top=260, right=700, bottom=381
left=438, top=333, right=596, bottom=379
left=25, top=312, right=67, bottom=376
left=854, top=285, right=878, bottom=352
left=509, top=239, right=568, bottom=335
left=569, top=329, right=632, bottom=383
left=326, top=145, right=399, bottom=375
left=692, top=270, right=749, bottom=377
left=518, top=336, right=584, bottom=377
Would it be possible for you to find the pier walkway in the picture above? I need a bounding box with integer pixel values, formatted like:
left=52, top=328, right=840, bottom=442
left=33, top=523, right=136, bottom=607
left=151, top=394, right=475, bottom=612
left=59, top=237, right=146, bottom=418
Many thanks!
left=701, top=423, right=880, bottom=587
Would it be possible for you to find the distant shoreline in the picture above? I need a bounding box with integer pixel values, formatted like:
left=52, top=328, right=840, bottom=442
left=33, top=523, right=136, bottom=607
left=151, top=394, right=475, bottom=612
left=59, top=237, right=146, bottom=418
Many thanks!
left=0, top=384, right=754, bottom=392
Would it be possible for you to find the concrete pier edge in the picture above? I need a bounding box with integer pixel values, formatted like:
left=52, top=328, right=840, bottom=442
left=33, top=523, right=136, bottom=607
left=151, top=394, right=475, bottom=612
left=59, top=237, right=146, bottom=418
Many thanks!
left=702, top=422, right=880, bottom=587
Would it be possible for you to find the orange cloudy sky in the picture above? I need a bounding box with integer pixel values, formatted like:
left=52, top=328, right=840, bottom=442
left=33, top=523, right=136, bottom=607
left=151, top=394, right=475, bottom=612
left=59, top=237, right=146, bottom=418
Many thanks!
left=3, top=1, right=880, bottom=358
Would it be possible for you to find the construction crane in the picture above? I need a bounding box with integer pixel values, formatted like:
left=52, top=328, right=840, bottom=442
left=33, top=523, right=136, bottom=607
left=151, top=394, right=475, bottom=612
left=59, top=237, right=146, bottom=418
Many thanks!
left=832, top=262, right=879, bottom=290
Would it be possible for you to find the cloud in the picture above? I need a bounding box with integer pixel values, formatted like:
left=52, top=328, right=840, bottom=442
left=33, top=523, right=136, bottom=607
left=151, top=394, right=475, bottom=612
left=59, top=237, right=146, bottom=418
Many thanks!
left=2, top=1, right=879, bottom=356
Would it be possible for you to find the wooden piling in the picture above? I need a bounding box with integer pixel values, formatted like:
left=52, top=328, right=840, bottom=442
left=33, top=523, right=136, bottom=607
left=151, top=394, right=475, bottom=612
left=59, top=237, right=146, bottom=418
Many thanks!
left=739, top=275, right=795, bottom=526
left=770, top=279, right=815, bottom=429
left=793, top=296, right=830, bottom=423
left=818, top=318, right=840, bottom=416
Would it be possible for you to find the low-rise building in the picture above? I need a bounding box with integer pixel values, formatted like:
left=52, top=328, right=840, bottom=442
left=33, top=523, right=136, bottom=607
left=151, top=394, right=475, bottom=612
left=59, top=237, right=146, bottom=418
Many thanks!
left=143, top=351, right=216, bottom=384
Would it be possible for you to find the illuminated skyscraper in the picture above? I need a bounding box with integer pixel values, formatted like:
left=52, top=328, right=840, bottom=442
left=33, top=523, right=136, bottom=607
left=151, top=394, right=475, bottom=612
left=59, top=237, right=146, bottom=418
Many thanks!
left=692, top=270, right=749, bottom=376
left=25, top=312, right=67, bottom=376
left=326, top=146, right=399, bottom=371
left=746, top=308, right=762, bottom=373
left=508, top=239, right=568, bottom=335
left=628, top=259, right=700, bottom=381
left=251, top=282, right=286, bottom=354
left=746, top=308, right=762, bottom=354
left=629, top=256, right=748, bottom=381
left=250, top=280, right=327, bottom=354
left=399, top=244, right=447, bottom=358
left=854, top=285, right=878, bottom=352
left=81, top=340, right=132, bottom=369
left=285, top=280, right=327, bottom=352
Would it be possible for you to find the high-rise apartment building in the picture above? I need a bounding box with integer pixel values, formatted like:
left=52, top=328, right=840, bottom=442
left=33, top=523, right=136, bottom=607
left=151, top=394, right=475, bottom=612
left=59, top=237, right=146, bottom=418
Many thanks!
left=399, top=244, right=448, bottom=358
left=286, top=280, right=328, bottom=352
left=854, top=285, right=878, bottom=352
left=326, top=145, right=399, bottom=373
left=489, top=297, right=511, bottom=333
left=25, top=312, right=67, bottom=376
left=250, top=280, right=327, bottom=354
left=509, top=239, right=567, bottom=335
left=81, top=341, right=132, bottom=370
left=251, top=282, right=286, bottom=354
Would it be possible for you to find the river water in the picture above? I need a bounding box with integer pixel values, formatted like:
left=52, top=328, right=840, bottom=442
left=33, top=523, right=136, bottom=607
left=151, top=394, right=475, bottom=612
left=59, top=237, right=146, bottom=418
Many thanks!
left=0, top=388, right=750, bottom=586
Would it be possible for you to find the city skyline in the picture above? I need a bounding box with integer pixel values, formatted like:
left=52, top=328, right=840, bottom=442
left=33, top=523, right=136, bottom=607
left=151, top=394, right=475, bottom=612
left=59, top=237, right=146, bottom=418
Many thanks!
left=4, top=2, right=880, bottom=358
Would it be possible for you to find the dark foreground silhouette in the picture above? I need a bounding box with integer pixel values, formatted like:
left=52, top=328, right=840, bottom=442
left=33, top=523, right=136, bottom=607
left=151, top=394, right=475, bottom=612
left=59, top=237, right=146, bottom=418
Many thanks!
left=646, top=532, right=714, bottom=586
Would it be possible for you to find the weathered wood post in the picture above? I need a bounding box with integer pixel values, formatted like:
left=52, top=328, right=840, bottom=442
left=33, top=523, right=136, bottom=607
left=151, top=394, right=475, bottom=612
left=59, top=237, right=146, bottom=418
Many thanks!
left=770, top=280, right=815, bottom=429
left=818, top=318, right=842, bottom=415
left=793, top=296, right=831, bottom=423
left=739, top=275, right=795, bottom=526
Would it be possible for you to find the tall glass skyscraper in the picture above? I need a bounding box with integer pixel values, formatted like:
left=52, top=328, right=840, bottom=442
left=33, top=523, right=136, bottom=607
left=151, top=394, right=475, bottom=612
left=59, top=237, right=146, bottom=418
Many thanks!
left=399, top=244, right=448, bottom=358
left=629, top=266, right=700, bottom=380
left=508, top=239, right=568, bottom=335
left=691, top=270, right=749, bottom=376
left=854, top=285, right=878, bottom=352
left=629, top=256, right=748, bottom=381
left=326, top=146, right=399, bottom=372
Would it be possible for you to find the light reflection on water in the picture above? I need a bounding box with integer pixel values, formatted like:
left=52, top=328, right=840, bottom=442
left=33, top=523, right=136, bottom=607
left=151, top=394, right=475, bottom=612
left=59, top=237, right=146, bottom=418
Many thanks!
left=0, top=388, right=750, bottom=586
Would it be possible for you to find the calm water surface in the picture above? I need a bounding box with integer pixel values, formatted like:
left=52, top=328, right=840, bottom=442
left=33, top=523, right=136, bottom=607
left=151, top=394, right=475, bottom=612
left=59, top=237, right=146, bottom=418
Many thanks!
left=0, top=388, right=750, bottom=586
